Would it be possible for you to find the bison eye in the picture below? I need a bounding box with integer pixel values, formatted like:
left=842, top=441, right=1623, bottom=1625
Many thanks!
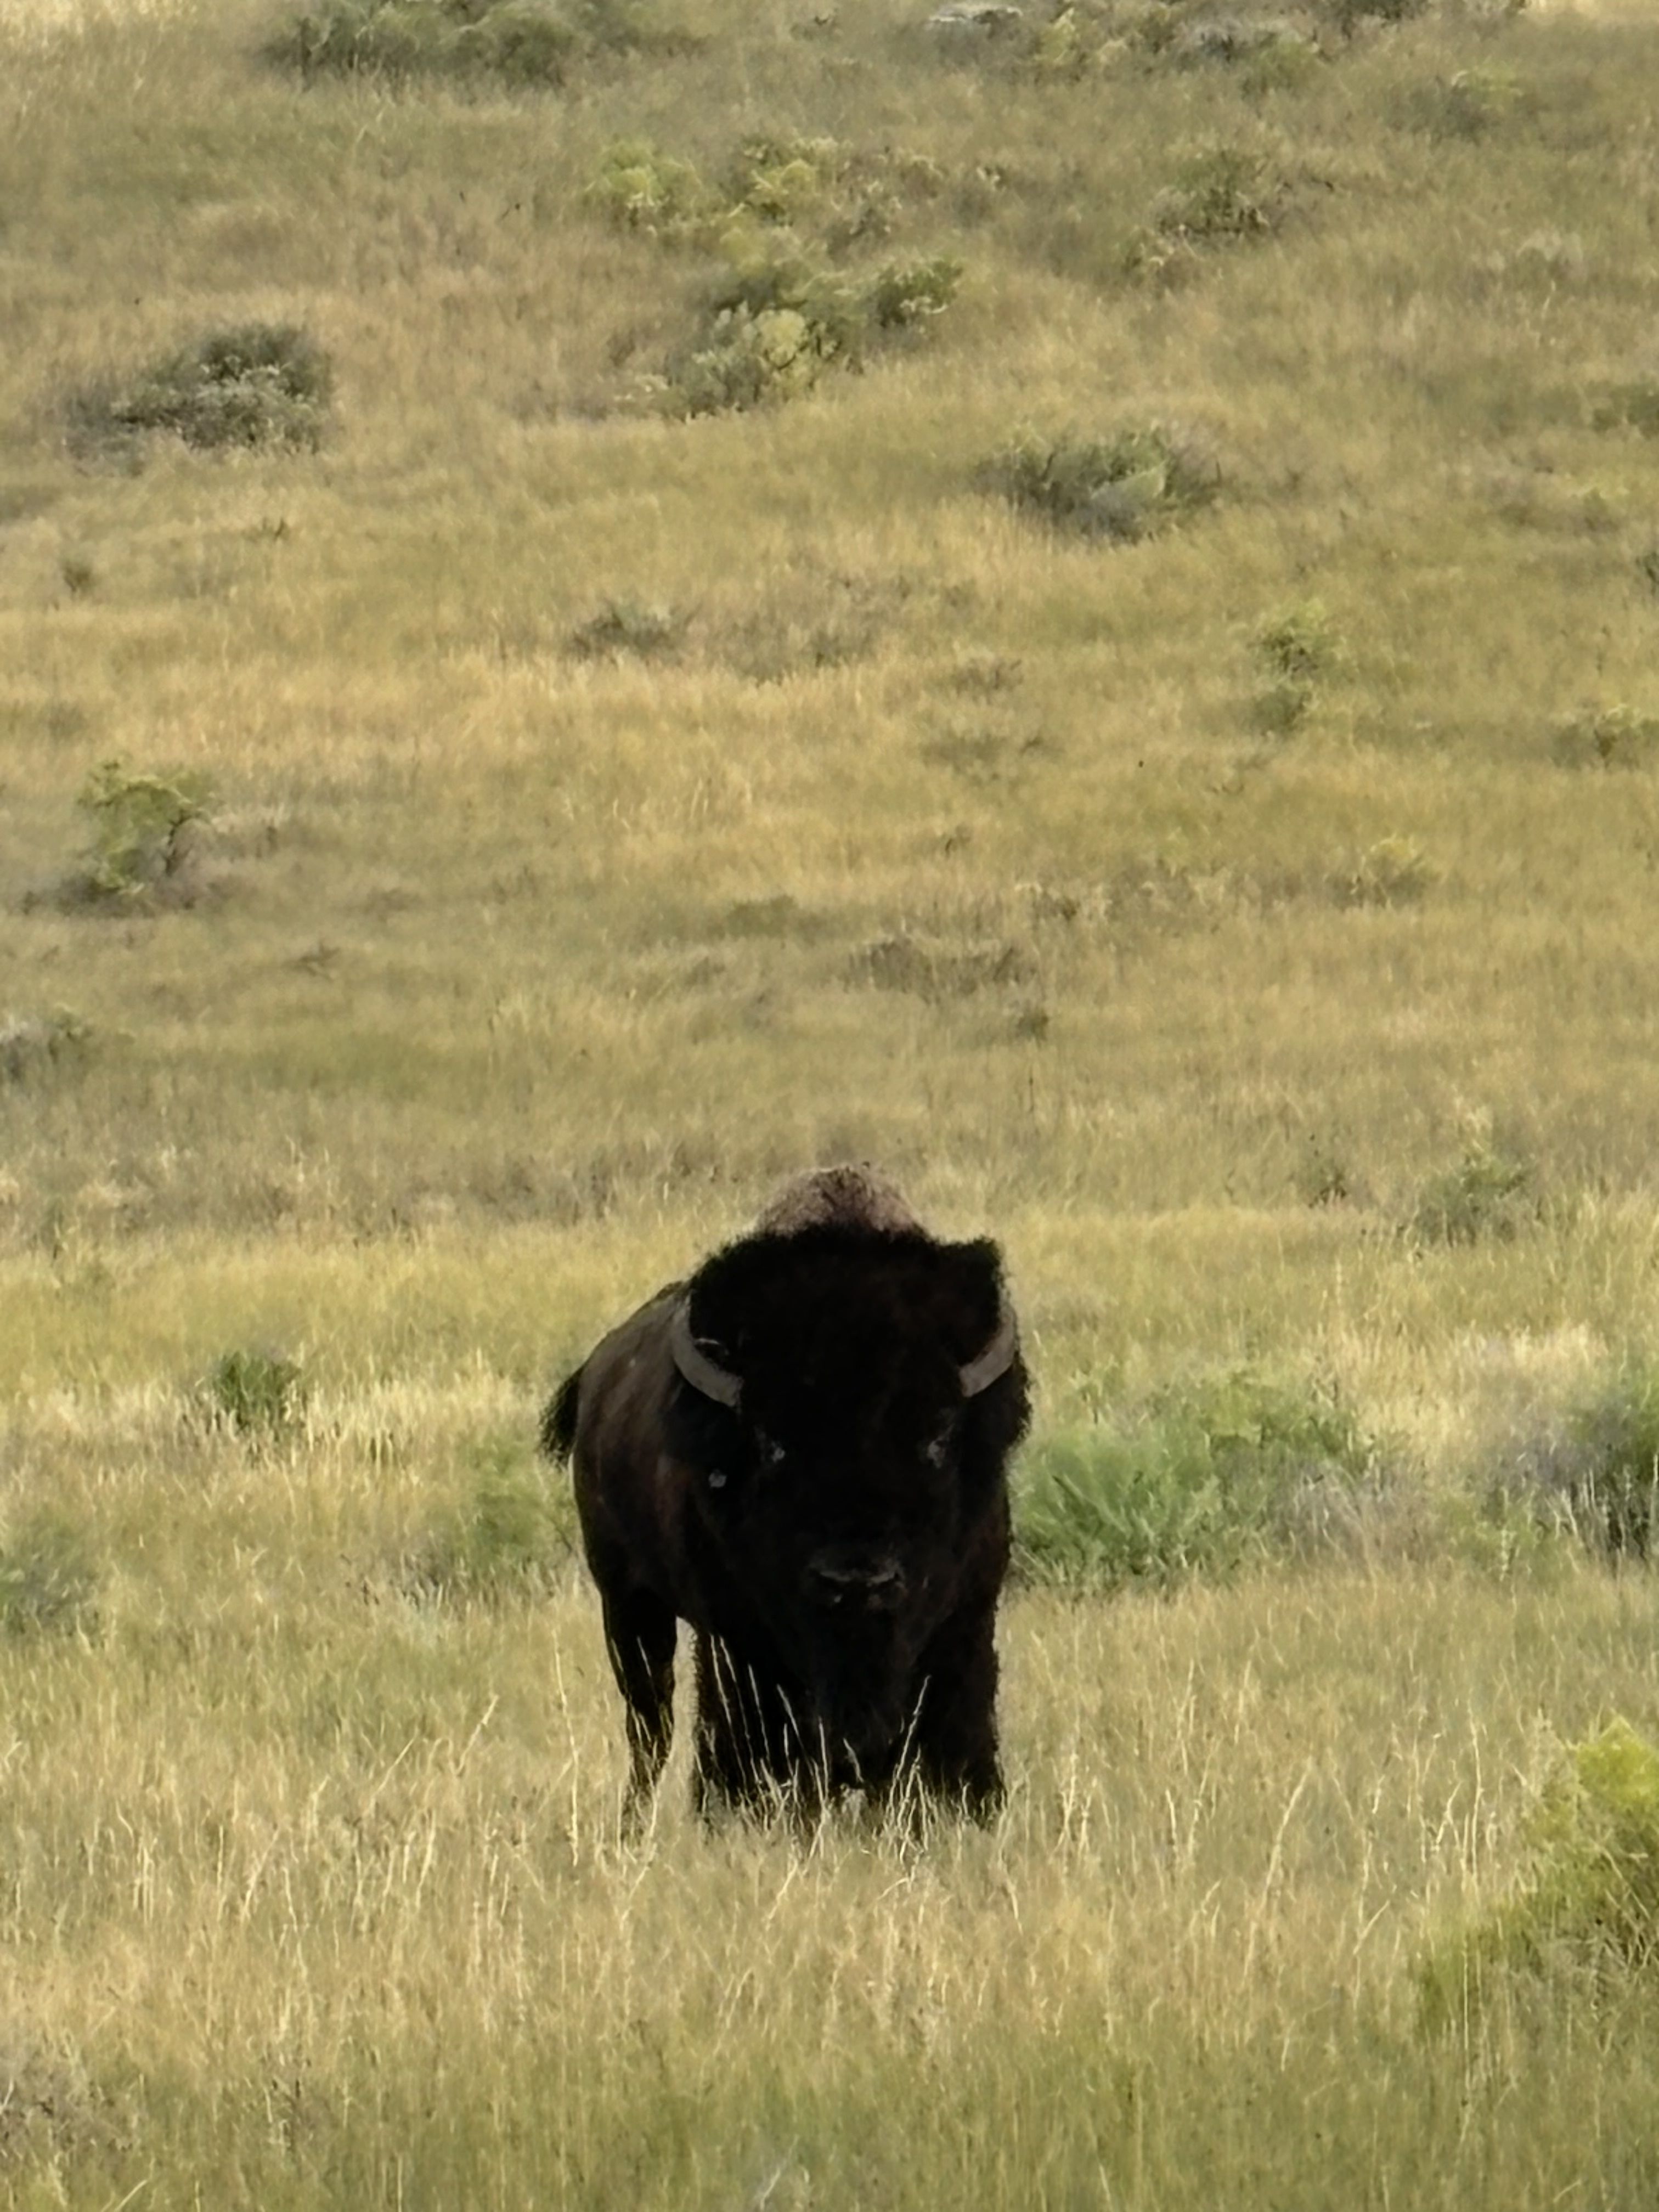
left=924, top=1420, right=956, bottom=1470
left=707, top=1468, right=729, bottom=1491
left=755, top=1435, right=787, bottom=1470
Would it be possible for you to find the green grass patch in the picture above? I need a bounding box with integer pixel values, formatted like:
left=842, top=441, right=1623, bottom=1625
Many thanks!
left=1014, top=1368, right=1386, bottom=1588
left=1419, top=1717, right=1659, bottom=2030
left=406, top=1436, right=579, bottom=1602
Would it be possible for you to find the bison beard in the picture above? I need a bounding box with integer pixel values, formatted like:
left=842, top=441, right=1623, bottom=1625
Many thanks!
left=540, top=1168, right=1029, bottom=1821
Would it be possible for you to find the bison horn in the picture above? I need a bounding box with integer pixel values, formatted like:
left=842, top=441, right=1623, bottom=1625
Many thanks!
left=960, top=1301, right=1018, bottom=1398
left=670, top=1301, right=743, bottom=1408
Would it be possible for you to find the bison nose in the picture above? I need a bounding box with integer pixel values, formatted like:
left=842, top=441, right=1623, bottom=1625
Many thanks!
left=805, top=1553, right=906, bottom=1610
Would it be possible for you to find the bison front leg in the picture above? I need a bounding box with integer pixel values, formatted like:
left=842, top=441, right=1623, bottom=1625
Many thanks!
left=904, top=1601, right=1005, bottom=1821
left=600, top=1590, right=678, bottom=1823
left=691, top=1635, right=810, bottom=1819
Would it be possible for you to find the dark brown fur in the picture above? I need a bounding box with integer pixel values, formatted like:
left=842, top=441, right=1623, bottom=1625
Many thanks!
left=541, top=1170, right=1029, bottom=1821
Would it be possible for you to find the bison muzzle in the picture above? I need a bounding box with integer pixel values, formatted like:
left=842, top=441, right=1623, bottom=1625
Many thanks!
left=540, top=1167, right=1029, bottom=1821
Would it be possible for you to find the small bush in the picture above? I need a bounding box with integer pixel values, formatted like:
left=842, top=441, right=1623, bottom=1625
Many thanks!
left=1330, top=835, right=1432, bottom=910
left=982, top=425, right=1220, bottom=543
left=409, top=1440, right=577, bottom=1603
left=725, top=133, right=848, bottom=224
left=1323, top=0, right=1426, bottom=31
left=1150, top=144, right=1285, bottom=246
left=0, top=1008, right=90, bottom=1084
left=267, top=0, right=661, bottom=87
left=1545, top=1370, right=1659, bottom=1558
left=590, top=133, right=962, bottom=416
left=1409, top=1135, right=1535, bottom=1246
left=1255, top=598, right=1345, bottom=683
left=1551, top=703, right=1659, bottom=770
left=1250, top=677, right=1314, bottom=735
left=68, top=324, right=331, bottom=459
left=0, top=1513, right=100, bottom=1640
left=585, top=138, right=710, bottom=234
left=566, top=597, right=691, bottom=661
left=850, top=932, right=1032, bottom=1000
left=1593, top=380, right=1659, bottom=439
left=662, top=242, right=962, bottom=414
left=864, top=256, right=963, bottom=330
left=205, top=1347, right=307, bottom=1438
left=1015, top=1369, right=1383, bottom=1589
left=1402, top=66, right=1531, bottom=143
left=668, top=306, right=825, bottom=415
left=1249, top=600, right=1345, bottom=732
left=1418, top=1718, right=1659, bottom=2032
left=75, top=759, right=217, bottom=904
left=713, top=560, right=899, bottom=681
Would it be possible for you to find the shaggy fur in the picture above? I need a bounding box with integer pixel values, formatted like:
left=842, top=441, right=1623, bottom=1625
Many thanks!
left=541, top=1169, right=1029, bottom=1821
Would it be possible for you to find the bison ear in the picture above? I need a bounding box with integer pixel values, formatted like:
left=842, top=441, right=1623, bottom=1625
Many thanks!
left=936, top=1238, right=1013, bottom=1374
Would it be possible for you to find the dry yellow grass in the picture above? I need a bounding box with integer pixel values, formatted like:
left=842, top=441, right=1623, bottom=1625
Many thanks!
left=3, top=0, right=1659, bottom=2197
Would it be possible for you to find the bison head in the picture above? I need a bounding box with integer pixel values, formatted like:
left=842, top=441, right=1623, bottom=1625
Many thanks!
left=663, top=1221, right=1026, bottom=1778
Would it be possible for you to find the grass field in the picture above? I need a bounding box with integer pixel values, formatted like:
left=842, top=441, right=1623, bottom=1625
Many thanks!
left=3, top=0, right=1659, bottom=2199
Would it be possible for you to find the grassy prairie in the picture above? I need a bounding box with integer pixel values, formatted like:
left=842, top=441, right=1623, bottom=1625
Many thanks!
left=3, top=0, right=1659, bottom=2198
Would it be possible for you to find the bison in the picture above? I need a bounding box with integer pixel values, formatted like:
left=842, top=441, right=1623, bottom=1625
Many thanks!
left=540, top=1166, right=1029, bottom=1821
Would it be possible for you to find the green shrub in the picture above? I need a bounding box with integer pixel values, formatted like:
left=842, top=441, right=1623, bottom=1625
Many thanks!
left=1419, top=1718, right=1659, bottom=2032
left=725, top=132, right=847, bottom=224
left=1014, top=1370, right=1382, bottom=1589
left=669, top=306, right=826, bottom=415
left=981, top=425, right=1220, bottom=543
left=1409, top=1135, right=1534, bottom=1246
left=0, top=1513, right=100, bottom=1641
left=409, top=1439, right=578, bottom=1603
left=662, top=249, right=961, bottom=415
left=590, top=133, right=962, bottom=415
left=75, top=759, right=217, bottom=903
left=584, top=138, right=711, bottom=235
left=69, top=323, right=331, bottom=460
left=205, top=1347, right=307, bottom=1438
left=864, top=255, right=962, bottom=330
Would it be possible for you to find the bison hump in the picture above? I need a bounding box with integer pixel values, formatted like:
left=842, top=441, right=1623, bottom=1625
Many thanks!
left=753, top=1164, right=922, bottom=1239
